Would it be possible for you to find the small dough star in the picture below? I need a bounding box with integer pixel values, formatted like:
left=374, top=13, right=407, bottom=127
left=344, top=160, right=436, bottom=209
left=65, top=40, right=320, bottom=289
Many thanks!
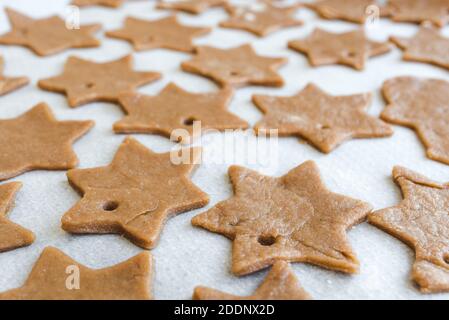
left=157, top=0, right=228, bottom=14
left=0, top=103, right=93, bottom=181
left=106, top=15, right=211, bottom=53
left=383, top=0, right=449, bottom=27
left=71, top=0, right=124, bottom=7
left=0, top=56, right=29, bottom=96
left=192, top=161, right=372, bottom=276
left=0, top=8, right=101, bottom=56
left=38, top=55, right=161, bottom=107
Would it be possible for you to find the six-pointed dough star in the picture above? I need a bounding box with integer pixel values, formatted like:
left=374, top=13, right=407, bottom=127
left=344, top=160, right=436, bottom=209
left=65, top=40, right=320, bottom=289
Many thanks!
left=157, top=0, right=228, bottom=14
left=0, top=8, right=101, bottom=56
left=193, top=261, right=312, bottom=300
left=0, top=182, right=35, bottom=253
left=192, top=161, right=372, bottom=276
left=307, top=0, right=383, bottom=24
left=381, top=76, right=449, bottom=165
left=106, top=16, right=211, bottom=52
left=71, top=0, right=124, bottom=7
left=0, top=56, right=29, bottom=96
left=253, top=83, right=393, bottom=153
left=0, top=247, right=152, bottom=299
left=62, top=137, right=209, bottom=249
left=182, top=44, right=287, bottom=88
left=384, top=0, right=449, bottom=27
left=0, top=103, right=94, bottom=181
left=369, top=167, right=449, bottom=293
left=288, top=28, right=391, bottom=70
left=38, top=55, right=161, bottom=107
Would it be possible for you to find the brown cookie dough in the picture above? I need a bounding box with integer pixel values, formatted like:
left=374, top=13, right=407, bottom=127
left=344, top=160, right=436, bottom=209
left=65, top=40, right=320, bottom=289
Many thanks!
left=0, top=56, right=29, bottom=97
left=220, top=1, right=302, bottom=37
left=0, top=182, right=35, bottom=253
left=0, top=247, right=152, bottom=299
left=368, top=167, right=449, bottom=293
left=288, top=28, right=391, bottom=70
left=157, top=0, right=228, bottom=14
left=115, top=83, right=248, bottom=143
left=62, top=137, right=209, bottom=249
left=0, top=8, right=100, bottom=56
left=384, top=0, right=449, bottom=27
left=181, top=44, right=286, bottom=88
left=38, top=55, right=161, bottom=107
left=192, top=161, right=372, bottom=276
left=253, top=84, right=393, bottom=153
left=382, top=77, right=449, bottom=165
left=307, top=0, right=382, bottom=24
left=106, top=16, right=211, bottom=53
left=0, top=103, right=93, bottom=181
left=71, top=0, right=124, bottom=7
left=193, top=261, right=312, bottom=300
left=390, top=25, right=449, bottom=71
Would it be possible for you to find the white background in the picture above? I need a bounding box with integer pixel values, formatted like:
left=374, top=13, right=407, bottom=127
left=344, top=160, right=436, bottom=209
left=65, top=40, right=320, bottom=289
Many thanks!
left=0, top=0, right=448, bottom=300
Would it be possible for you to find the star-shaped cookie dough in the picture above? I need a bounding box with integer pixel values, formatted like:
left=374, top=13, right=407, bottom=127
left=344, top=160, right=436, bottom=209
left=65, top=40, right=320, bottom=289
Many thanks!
left=306, top=0, right=383, bottom=24
left=0, top=103, right=93, bottom=181
left=220, top=2, right=302, bottom=37
left=193, top=261, right=311, bottom=300
left=288, top=28, right=391, bottom=70
left=157, top=0, right=228, bottom=14
left=0, top=56, right=29, bottom=97
left=390, top=25, right=449, bottom=71
left=0, top=247, right=152, bottom=299
left=62, top=137, right=209, bottom=249
left=253, top=84, right=393, bottom=153
left=369, top=167, right=449, bottom=293
left=115, top=83, right=248, bottom=143
left=38, top=55, right=161, bottom=107
left=0, top=8, right=101, bottom=56
left=381, top=76, right=449, bottom=165
left=182, top=44, right=286, bottom=88
left=384, top=0, right=449, bottom=27
left=71, top=0, right=124, bottom=7
left=192, top=161, right=372, bottom=276
left=106, top=16, right=211, bottom=53
left=0, top=182, right=35, bottom=253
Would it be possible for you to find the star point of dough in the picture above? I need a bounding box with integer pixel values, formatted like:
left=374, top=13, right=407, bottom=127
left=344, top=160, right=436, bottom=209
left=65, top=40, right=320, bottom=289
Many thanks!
left=193, top=261, right=312, bottom=300
left=384, top=0, right=449, bottom=27
left=181, top=44, right=287, bottom=88
left=253, top=83, right=393, bottom=153
left=0, top=103, right=94, bottom=181
left=38, top=55, right=161, bottom=107
left=220, top=2, right=303, bottom=37
left=0, top=246, right=152, bottom=299
left=0, top=182, right=35, bottom=253
left=288, top=28, right=391, bottom=70
left=369, top=166, right=449, bottom=293
left=106, top=15, right=211, bottom=52
left=71, top=0, right=124, bottom=7
left=157, top=0, right=228, bottom=14
left=62, top=137, right=209, bottom=249
left=0, top=8, right=101, bottom=56
left=0, top=56, right=29, bottom=96
left=381, top=76, right=449, bottom=165
left=307, top=0, right=383, bottom=24
left=114, top=82, right=248, bottom=143
left=192, top=161, right=372, bottom=276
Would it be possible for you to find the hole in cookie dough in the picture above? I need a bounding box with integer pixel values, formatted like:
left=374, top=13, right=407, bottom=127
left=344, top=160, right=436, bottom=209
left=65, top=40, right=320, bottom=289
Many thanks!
left=258, top=235, right=276, bottom=246
left=103, top=201, right=119, bottom=211
left=183, top=117, right=197, bottom=126
left=230, top=71, right=240, bottom=76
left=319, top=124, right=331, bottom=130
left=444, top=254, right=449, bottom=265
left=85, top=82, right=95, bottom=89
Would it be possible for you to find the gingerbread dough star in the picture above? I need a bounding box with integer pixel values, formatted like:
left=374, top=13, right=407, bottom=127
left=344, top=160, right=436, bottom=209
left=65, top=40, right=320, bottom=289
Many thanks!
left=38, top=55, right=161, bottom=107
left=106, top=16, right=211, bottom=52
left=0, top=56, right=29, bottom=96
left=62, top=137, right=209, bottom=249
left=157, top=0, right=228, bottom=14
left=0, top=247, right=152, bottom=299
left=384, top=0, right=449, bottom=27
left=253, top=84, right=393, bottom=153
left=115, top=83, right=248, bottom=143
left=182, top=44, right=286, bottom=88
left=288, top=28, right=391, bottom=70
left=381, top=77, right=449, bottom=165
left=0, top=182, right=35, bottom=253
left=307, top=0, right=383, bottom=24
left=192, top=161, right=372, bottom=276
left=220, top=2, right=302, bottom=37
left=390, top=25, right=449, bottom=71
left=193, top=261, right=312, bottom=300
left=0, top=103, right=93, bottom=181
left=369, top=167, right=449, bottom=293
left=0, top=8, right=100, bottom=56
left=72, top=0, right=124, bottom=7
